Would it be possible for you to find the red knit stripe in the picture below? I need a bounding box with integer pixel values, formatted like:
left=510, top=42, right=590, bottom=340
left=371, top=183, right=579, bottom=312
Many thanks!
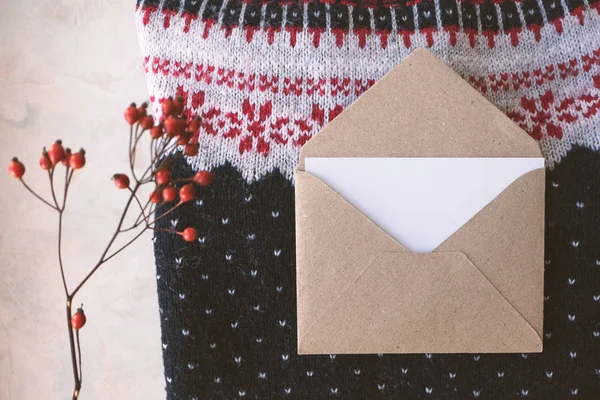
left=143, top=47, right=600, bottom=97
left=145, top=80, right=600, bottom=157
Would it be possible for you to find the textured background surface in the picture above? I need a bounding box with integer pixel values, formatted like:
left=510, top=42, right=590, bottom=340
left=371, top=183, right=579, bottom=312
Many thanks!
left=0, top=1, right=164, bottom=399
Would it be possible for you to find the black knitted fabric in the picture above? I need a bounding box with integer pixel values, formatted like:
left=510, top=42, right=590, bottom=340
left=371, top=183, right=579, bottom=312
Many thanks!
left=153, top=147, right=600, bottom=400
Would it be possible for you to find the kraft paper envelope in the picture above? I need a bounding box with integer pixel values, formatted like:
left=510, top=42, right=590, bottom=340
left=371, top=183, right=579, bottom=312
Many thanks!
left=295, top=49, right=545, bottom=355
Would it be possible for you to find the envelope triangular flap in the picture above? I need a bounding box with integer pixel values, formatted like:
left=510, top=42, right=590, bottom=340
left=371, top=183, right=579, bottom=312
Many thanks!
left=295, top=171, right=406, bottom=342
left=299, top=252, right=543, bottom=354
left=298, top=49, right=542, bottom=170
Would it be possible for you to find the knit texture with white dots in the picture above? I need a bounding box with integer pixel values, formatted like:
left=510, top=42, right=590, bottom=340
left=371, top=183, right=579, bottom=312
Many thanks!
left=153, top=150, right=600, bottom=399
left=135, top=1, right=600, bottom=398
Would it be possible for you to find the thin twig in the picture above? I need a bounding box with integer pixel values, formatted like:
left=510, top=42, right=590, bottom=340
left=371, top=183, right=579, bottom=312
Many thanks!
left=120, top=194, right=153, bottom=233
left=133, top=198, right=152, bottom=227
left=130, top=125, right=141, bottom=183
left=131, top=125, right=140, bottom=182
left=65, top=300, right=79, bottom=399
left=46, top=167, right=71, bottom=297
left=63, top=169, right=74, bottom=210
left=152, top=136, right=176, bottom=166
left=159, top=140, right=179, bottom=162
left=131, top=124, right=148, bottom=183
left=57, top=212, right=69, bottom=296
left=119, top=216, right=148, bottom=233
left=55, top=167, right=73, bottom=296
left=151, top=227, right=178, bottom=234
left=128, top=188, right=149, bottom=226
left=136, top=198, right=152, bottom=224
left=146, top=202, right=183, bottom=227
left=19, top=179, right=57, bottom=210
left=46, top=163, right=80, bottom=398
left=102, top=226, right=149, bottom=264
left=128, top=125, right=133, bottom=166
left=154, top=136, right=169, bottom=158
left=75, top=329, right=82, bottom=382
left=139, top=137, right=173, bottom=184
left=150, top=138, right=155, bottom=165
left=48, top=168, right=60, bottom=209
left=69, top=181, right=140, bottom=298
left=140, top=151, right=185, bottom=186
left=132, top=128, right=145, bottom=155
left=118, top=224, right=143, bottom=233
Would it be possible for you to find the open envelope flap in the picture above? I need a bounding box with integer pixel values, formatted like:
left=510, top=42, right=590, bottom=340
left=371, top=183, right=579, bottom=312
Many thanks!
left=299, top=252, right=543, bottom=354
left=297, top=49, right=542, bottom=171
left=296, top=168, right=544, bottom=353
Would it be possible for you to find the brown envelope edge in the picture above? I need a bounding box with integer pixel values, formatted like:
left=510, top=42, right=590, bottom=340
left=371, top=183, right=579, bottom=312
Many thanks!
left=296, top=168, right=544, bottom=354
left=297, top=48, right=543, bottom=171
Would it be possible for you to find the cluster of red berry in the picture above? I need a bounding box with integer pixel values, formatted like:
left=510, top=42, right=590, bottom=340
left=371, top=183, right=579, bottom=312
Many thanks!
left=9, top=97, right=215, bottom=244
left=7, top=97, right=214, bottom=399
left=120, top=97, right=214, bottom=242
left=124, top=97, right=199, bottom=157
left=147, top=169, right=214, bottom=242
left=8, top=140, right=86, bottom=179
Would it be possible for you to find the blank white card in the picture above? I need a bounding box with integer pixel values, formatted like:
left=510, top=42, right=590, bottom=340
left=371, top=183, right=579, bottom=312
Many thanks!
left=305, top=158, right=544, bottom=253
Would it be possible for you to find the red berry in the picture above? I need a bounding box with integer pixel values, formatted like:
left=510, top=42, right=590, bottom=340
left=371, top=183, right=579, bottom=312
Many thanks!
left=161, top=97, right=174, bottom=116
left=140, top=115, right=154, bottom=130
left=61, top=148, right=72, bottom=167
left=39, top=152, right=52, bottom=170
left=137, top=103, right=148, bottom=119
left=149, top=190, right=162, bottom=204
left=182, top=227, right=197, bottom=242
left=178, top=119, right=187, bottom=135
left=193, top=171, right=215, bottom=186
left=173, top=96, right=185, bottom=115
left=48, top=140, right=65, bottom=165
left=155, top=169, right=172, bottom=185
left=162, top=186, right=177, bottom=202
left=163, top=116, right=176, bottom=136
left=163, top=115, right=185, bottom=137
left=150, top=124, right=163, bottom=139
left=69, top=149, right=86, bottom=169
left=8, top=157, right=25, bottom=178
left=187, top=117, right=201, bottom=133
left=184, top=143, right=199, bottom=157
left=179, top=183, right=195, bottom=203
left=177, top=132, right=191, bottom=145
left=124, top=103, right=139, bottom=125
left=112, top=174, right=130, bottom=189
left=71, top=308, right=86, bottom=330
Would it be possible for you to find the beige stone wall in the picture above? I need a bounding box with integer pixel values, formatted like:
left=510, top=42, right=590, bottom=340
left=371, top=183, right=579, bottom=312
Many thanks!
left=0, top=2, right=164, bottom=399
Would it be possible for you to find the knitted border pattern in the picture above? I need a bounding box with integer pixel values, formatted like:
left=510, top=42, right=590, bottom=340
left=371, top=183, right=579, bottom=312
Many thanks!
left=138, top=0, right=597, bottom=48
left=136, top=1, right=600, bottom=182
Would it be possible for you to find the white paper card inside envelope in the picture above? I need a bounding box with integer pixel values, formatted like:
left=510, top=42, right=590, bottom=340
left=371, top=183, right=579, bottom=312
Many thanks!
left=304, top=157, right=545, bottom=253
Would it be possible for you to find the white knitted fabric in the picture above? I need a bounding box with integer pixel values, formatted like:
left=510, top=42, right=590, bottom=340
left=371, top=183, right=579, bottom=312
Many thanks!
left=136, top=0, right=600, bottom=181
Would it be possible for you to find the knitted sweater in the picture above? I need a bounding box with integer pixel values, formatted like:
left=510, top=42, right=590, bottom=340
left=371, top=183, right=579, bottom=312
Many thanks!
left=135, top=1, right=600, bottom=398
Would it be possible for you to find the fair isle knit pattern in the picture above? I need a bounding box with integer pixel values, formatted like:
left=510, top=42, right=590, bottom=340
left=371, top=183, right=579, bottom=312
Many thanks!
left=135, top=1, right=600, bottom=399
left=137, top=0, right=600, bottom=181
